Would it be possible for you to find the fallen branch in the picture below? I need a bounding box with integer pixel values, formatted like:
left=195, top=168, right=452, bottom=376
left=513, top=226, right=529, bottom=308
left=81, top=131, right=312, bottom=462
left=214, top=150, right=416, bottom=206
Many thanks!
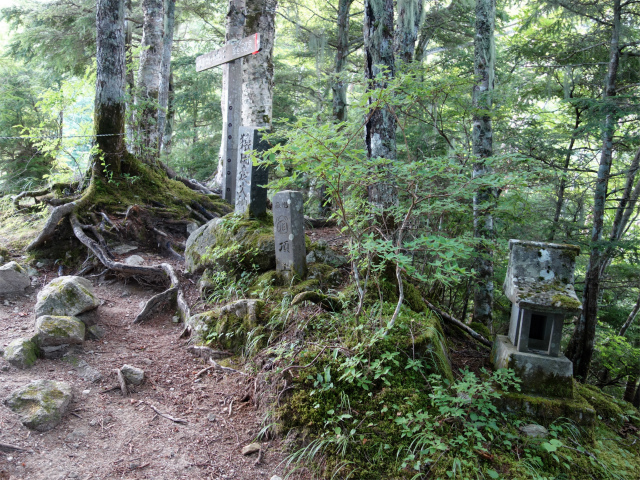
left=145, top=403, right=187, bottom=424
left=0, top=442, right=29, bottom=453
left=423, top=298, right=493, bottom=348
left=208, top=358, right=248, bottom=376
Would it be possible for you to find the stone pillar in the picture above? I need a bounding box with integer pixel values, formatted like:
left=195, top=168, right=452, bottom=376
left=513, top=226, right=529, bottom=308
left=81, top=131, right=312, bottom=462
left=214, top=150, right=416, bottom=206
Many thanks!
left=273, top=190, right=307, bottom=279
left=235, top=126, right=269, bottom=216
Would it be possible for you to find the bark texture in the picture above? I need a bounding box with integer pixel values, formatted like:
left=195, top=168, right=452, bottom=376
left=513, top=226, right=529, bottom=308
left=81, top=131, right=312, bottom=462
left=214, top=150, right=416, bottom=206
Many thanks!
left=137, top=0, right=164, bottom=159
left=124, top=0, right=135, bottom=144
left=332, top=0, right=353, bottom=122
left=242, top=0, right=277, bottom=127
left=94, top=0, right=127, bottom=176
left=566, top=0, right=621, bottom=380
left=158, top=0, right=176, bottom=153
left=395, top=0, right=425, bottom=64
left=471, top=0, right=496, bottom=327
left=364, top=0, right=397, bottom=212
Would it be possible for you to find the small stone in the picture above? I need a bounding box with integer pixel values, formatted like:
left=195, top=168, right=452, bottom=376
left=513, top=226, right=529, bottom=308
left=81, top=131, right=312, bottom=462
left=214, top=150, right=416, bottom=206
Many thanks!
left=186, top=222, right=200, bottom=235
left=4, top=379, right=73, bottom=432
left=172, top=316, right=179, bottom=323
left=519, top=424, right=549, bottom=438
left=87, top=325, right=106, bottom=340
left=1, top=365, right=9, bottom=372
left=241, top=442, right=261, bottom=455
left=207, top=413, right=216, bottom=422
left=270, top=476, right=283, bottom=480
left=82, top=390, right=90, bottom=396
left=124, top=255, right=145, bottom=267
left=120, top=364, right=145, bottom=385
left=0, top=261, right=30, bottom=294
left=77, top=362, right=102, bottom=383
left=3, top=338, right=39, bottom=369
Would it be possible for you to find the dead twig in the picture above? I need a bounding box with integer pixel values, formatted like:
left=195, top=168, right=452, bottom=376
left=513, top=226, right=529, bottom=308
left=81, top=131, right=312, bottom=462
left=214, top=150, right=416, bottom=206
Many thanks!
left=144, top=403, right=187, bottom=425
left=0, top=442, right=30, bottom=453
left=208, top=358, right=248, bottom=376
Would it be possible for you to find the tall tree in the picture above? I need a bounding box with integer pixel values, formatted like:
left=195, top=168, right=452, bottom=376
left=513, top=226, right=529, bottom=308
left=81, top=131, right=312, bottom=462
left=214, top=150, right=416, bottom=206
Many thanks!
left=94, top=0, right=127, bottom=177
left=137, top=0, right=164, bottom=159
left=158, top=0, right=176, bottom=153
left=242, top=0, right=278, bottom=127
left=395, top=0, right=425, bottom=64
left=471, top=0, right=496, bottom=327
left=332, top=0, right=353, bottom=122
left=364, top=0, right=397, bottom=213
left=565, top=0, right=622, bottom=380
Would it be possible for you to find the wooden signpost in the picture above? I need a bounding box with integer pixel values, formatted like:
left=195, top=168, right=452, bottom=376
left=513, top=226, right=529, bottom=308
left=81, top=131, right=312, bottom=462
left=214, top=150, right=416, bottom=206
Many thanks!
left=196, top=33, right=261, bottom=205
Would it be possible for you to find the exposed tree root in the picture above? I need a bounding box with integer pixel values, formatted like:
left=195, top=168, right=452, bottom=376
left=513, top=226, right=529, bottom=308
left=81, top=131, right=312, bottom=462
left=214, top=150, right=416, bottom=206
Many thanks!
left=12, top=182, right=79, bottom=210
left=27, top=200, right=86, bottom=251
left=69, top=212, right=191, bottom=325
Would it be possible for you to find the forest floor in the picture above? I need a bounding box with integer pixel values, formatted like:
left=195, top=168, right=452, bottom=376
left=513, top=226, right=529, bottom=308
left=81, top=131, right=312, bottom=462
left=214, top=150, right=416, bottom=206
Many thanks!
left=0, top=247, right=294, bottom=480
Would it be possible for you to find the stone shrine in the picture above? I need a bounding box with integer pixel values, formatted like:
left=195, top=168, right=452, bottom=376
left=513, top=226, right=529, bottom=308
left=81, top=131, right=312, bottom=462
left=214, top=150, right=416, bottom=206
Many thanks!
left=235, top=127, right=269, bottom=216
left=492, top=240, right=582, bottom=398
left=273, top=191, right=307, bottom=279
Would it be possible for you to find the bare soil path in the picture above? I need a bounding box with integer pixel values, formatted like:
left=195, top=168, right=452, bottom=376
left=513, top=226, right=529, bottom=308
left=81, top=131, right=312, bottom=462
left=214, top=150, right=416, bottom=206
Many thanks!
left=0, top=253, right=288, bottom=480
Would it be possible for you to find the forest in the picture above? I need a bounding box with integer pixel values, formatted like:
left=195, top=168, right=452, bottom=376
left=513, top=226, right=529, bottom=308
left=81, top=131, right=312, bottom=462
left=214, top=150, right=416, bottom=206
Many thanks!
left=0, top=0, right=639, bottom=479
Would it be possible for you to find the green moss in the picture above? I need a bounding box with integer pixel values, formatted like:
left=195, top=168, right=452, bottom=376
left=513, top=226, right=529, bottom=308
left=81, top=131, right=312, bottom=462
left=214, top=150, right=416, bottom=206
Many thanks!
left=551, top=293, right=582, bottom=309
left=469, top=322, right=492, bottom=340
left=576, top=383, right=633, bottom=427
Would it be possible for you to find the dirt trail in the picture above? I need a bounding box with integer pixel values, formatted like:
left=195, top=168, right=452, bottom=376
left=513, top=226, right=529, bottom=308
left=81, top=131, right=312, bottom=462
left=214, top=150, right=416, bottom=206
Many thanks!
left=0, top=255, right=289, bottom=480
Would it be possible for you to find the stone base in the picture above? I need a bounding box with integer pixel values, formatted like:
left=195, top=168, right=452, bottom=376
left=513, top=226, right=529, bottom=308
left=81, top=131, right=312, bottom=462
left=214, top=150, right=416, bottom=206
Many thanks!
left=492, top=335, right=573, bottom=398
left=496, top=390, right=596, bottom=432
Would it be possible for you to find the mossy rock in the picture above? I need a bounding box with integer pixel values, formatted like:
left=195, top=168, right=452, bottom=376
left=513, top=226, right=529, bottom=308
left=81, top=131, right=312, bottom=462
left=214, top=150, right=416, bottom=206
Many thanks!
left=34, top=315, right=85, bottom=347
left=3, top=338, right=39, bottom=369
left=469, top=322, right=492, bottom=340
left=409, top=313, right=454, bottom=382
left=35, top=276, right=99, bottom=318
left=186, top=214, right=277, bottom=274
left=0, top=261, right=30, bottom=294
left=4, top=379, right=73, bottom=432
left=577, top=383, right=637, bottom=427
left=188, top=299, right=266, bottom=353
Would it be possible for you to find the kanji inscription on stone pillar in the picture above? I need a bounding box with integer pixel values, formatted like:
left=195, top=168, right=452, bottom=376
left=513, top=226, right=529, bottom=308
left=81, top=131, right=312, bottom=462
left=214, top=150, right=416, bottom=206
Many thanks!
left=273, top=190, right=307, bottom=279
left=235, top=127, right=269, bottom=216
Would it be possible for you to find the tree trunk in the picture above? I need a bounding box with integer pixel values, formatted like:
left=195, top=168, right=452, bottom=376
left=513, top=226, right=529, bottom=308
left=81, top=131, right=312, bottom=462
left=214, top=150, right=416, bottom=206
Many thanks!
left=242, top=0, right=277, bottom=128
left=566, top=0, right=621, bottom=380
left=471, top=0, right=496, bottom=328
left=124, top=0, right=135, bottom=147
left=619, top=289, right=640, bottom=337
left=213, top=0, right=246, bottom=190
left=94, top=0, right=127, bottom=177
left=158, top=0, right=175, bottom=153
left=364, top=0, right=397, bottom=214
left=549, top=108, right=581, bottom=242
left=162, top=72, right=175, bottom=155
left=137, top=0, right=164, bottom=160
left=332, top=0, right=352, bottom=122
left=395, top=0, right=425, bottom=64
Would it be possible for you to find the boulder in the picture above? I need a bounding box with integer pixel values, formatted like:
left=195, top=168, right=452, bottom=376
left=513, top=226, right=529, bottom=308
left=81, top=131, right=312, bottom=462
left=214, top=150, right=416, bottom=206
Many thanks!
left=34, top=316, right=85, bottom=347
left=0, top=261, right=30, bottom=294
left=187, top=299, right=265, bottom=351
left=4, top=380, right=73, bottom=432
left=3, top=338, right=39, bottom=369
left=120, top=364, right=145, bottom=385
left=185, top=216, right=276, bottom=274
left=306, top=241, right=347, bottom=268
left=35, top=276, right=99, bottom=318
left=519, top=424, right=549, bottom=438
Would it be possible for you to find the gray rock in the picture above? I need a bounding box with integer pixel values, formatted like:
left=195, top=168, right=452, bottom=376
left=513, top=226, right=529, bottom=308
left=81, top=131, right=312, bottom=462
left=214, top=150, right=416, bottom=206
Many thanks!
left=111, top=244, right=138, bottom=255
left=186, top=222, right=200, bottom=235
left=87, top=325, right=106, bottom=340
left=185, top=218, right=222, bottom=273
left=307, top=241, right=348, bottom=268
left=65, top=427, right=88, bottom=442
left=77, top=361, right=102, bottom=383
left=124, top=255, right=145, bottom=266
left=4, top=379, right=73, bottom=432
left=40, top=344, right=71, bottom=359
left=120, top=364, right=145, bottom=385
left=207, top=413, right=217, bottom=422
left=3, top=338, right=39, bottom=369
left=34, top=316, right=85, bottom=347
left=35, top=276, right=99, bottom=318
left=519, top=424, right=549, bottom=438
left=0, top=261, right=30, bottom=294
left=271, top=476, right=283, bottom=480
left=241, top=442, right=261, bottom=455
